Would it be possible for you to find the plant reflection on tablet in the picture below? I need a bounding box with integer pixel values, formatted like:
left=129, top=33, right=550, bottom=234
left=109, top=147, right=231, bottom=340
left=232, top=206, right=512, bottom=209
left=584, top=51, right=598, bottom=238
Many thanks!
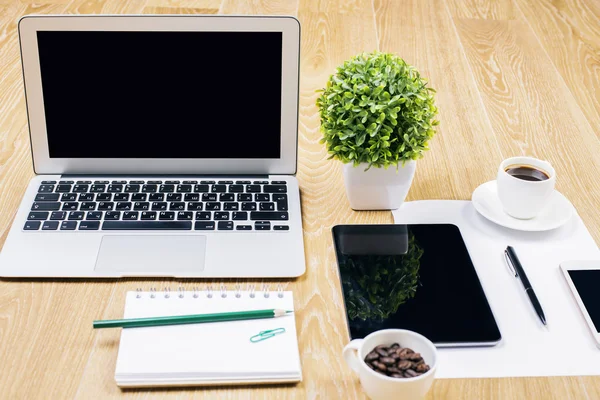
left=341, top=232, right=423, bottom=323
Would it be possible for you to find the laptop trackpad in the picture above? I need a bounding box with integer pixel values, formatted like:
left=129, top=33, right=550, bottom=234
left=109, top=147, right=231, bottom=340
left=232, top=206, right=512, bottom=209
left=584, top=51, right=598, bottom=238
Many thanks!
left=95, top=236, right=206, bottom=275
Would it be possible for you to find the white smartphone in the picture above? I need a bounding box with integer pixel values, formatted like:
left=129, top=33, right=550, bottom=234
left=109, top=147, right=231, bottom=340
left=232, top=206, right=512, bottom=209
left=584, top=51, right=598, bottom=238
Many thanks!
left=560, top=260, right=600, bottom=348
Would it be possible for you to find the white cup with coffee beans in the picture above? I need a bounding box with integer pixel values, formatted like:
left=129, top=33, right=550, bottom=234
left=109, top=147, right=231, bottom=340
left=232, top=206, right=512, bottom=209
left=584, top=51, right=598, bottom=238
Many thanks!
left=343, top=329, right=437, bottom=400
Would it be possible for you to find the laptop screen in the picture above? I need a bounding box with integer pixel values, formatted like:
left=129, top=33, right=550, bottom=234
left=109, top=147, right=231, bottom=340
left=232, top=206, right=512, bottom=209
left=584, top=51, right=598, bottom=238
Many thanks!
left=36, top=31, right=283, bottom=159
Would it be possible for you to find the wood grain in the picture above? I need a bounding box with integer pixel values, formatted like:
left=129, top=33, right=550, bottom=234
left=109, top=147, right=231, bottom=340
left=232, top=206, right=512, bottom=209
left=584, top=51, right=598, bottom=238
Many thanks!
left=0, top=0, right=599, bottom=399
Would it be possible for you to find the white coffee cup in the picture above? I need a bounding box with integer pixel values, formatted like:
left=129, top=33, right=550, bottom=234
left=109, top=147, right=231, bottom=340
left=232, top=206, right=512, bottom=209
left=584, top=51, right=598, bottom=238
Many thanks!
left=497, top=156, right=556, bottom=219
left=343, top=329, right=437, bottom=400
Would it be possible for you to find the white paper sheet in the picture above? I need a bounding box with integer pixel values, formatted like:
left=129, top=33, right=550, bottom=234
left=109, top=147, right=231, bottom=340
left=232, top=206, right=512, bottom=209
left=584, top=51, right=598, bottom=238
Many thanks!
left=393, top=201, right=600, bottom=378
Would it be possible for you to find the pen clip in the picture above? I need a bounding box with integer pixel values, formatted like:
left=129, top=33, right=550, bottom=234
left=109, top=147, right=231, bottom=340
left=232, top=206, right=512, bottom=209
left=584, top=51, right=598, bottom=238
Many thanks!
left=504, top=250, right=518, bottom=277
left=250, top=327, right=286, bottom=343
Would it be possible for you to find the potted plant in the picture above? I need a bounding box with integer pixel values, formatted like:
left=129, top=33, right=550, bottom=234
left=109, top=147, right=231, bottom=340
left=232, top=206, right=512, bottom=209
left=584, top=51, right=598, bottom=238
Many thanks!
left=317, top=52, right=439, bottom=210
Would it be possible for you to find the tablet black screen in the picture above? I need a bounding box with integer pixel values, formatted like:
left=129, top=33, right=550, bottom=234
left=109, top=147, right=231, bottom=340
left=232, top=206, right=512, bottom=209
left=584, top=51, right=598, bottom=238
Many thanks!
left=333, top=224, right=501, bottom=346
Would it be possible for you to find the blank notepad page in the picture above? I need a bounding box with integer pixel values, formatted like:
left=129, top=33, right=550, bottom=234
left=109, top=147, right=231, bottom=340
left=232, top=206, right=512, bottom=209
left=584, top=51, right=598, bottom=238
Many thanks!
left=114, top=290, right=301, bottom=387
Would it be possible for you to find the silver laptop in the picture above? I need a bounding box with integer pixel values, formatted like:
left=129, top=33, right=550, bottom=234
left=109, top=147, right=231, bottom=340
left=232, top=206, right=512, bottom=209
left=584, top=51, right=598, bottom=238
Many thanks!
left=0, top=15, right=305, bottom=278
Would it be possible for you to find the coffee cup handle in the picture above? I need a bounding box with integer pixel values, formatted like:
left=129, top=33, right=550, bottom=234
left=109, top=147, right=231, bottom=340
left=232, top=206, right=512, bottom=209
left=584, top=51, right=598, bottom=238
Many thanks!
left=343, top=339, right=364, bottom=373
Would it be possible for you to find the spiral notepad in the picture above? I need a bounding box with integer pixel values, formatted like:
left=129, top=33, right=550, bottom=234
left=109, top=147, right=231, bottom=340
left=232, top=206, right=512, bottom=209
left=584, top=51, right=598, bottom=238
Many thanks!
left=114, top=287, right=301, bottom=387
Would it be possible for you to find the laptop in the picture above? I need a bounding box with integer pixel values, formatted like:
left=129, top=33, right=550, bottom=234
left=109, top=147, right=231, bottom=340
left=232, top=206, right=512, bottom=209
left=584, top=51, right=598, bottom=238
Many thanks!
left=0, top=15, right=305, bottom=278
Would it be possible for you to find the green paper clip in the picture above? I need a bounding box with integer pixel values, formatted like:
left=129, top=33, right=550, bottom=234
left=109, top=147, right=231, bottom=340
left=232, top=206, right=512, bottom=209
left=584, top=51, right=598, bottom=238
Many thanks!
left=250, top=327, right=286, bottom=343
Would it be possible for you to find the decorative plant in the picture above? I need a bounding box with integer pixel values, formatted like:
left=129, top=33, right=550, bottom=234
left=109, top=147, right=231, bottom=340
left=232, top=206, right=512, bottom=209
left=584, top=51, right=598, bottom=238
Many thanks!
left=340, top=232, right=424, bottom=321
left=317, top=52, right=439, bottom=169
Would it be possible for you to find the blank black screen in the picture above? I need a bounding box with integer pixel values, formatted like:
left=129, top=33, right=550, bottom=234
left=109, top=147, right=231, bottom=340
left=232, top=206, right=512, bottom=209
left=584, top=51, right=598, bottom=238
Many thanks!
left=333, top=224, right=501, bottom=346
left=568, top=270, right=600, bottom=332
left=36, top=31, right=283, bottom=158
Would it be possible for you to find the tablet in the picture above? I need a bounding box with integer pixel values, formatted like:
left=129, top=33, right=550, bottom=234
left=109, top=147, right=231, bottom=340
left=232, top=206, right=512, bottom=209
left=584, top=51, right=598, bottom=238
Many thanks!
left=332, top=224, right=501, bottom=347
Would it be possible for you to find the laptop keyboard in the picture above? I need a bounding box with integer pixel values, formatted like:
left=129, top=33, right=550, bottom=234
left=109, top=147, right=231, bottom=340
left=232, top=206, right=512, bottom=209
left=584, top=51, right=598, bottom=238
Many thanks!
left=25, top=179, right=290, bottom=232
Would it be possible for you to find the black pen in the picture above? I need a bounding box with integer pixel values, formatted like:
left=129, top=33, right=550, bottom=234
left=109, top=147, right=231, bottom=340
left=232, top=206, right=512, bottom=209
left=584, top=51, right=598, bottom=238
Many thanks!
left=504, top=246, right=547, bottom=325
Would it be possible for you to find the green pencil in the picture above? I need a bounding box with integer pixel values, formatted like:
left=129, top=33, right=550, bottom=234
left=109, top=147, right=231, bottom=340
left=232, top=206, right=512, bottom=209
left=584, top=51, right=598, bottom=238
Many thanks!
left=93, top=309, right=292, bottom=329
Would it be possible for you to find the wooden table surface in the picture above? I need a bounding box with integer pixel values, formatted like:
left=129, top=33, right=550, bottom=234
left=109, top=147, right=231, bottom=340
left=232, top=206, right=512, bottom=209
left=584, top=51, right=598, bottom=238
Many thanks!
left=1, top=0, right=599, bottom=398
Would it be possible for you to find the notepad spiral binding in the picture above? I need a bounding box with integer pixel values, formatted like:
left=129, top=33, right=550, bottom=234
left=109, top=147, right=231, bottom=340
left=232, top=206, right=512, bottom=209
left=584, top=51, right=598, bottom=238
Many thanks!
left=134, top=284, right=286, bottom=299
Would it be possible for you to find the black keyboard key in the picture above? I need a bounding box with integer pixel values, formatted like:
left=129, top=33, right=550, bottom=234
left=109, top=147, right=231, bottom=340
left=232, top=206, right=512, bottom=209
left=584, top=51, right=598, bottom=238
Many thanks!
left=42, top=221, right=59, bottom=230
left=60, top=221, right=77, bottom=230
left=271, top=181, right=287, bottom=185
left=255, top=221, right=271, bottom=230
left=256, top=194, right=270, bottom=202
left=166, top=193, right=182, bottom=201
left=132, top=193, right=147, bottom=201
left=177, top=211, right=193, bottom=220
left=206, top=202, right=221, bottom=211
left=24, top=221, right=41, bottom=230
left=228, top=185, right=244, bottom=193
left=116, top=202, right=132, bottom=211
left=195, top=212, right=211, bottom=220
left=165, top=180, right=180, bottom=184
left=62, top=202, right=80, bottom=211
left=220, top=193, right=234, bottom=202
left=107, top=184, right=123, bottom=193
left=134, top=202, right=149, bottom=211
left=94, top=180, right=109, bottom=184
left=129, top=181, right=145, bottom=184
left=90, top=184, right=106, bottom=193
left=159, top=211, right=175, bottom=220
left=102, top=221, right=192, bottom=230
left=211, top=185, right=226, bottom=193
left=254, top=181, right=269, bottom=184
left=50, top=211, right=66, bottom=220
left=28, top=211, right=49, bottom=220
left=125, top=184, right=140, bottom=193
left=112, top=180, right=127, bottom=184
left=238, top=193, right=252, bottom=202
left=123, top=211, right=138, bottom=220
left=61, top=193, right=77, bottom=201
left=236, top=225, right=252, bottom=231
left=72, top=184, right=89, bottom=193
left=202, top=193, right=217, bottom=201
left=263, top=185, right=287, bottom=193
left=80, top=202, right=97, bottom=211
left=75, top=180, right=90, bottom=184
left=98, top=202, right=114, bottom=211
left=35, top=193, right=60, bottom=202
left=246, top=185, right=261, bottom=193
left=218, top=221, right=234, bottom=230
left=60, top=181, right=74, bottom=184
left=214, top=212, right=229, bottom=220
left=105, top=211, right=121, bottom=220
left=96, top=193, right=112, bottom=201
left=149, top=193, right=164, bottom=201
left=194, top=184, right=210, bottom=192
left=274, top=225, right=290, bottom=231
left=68, top=211, right=85, bottom=220
left=183, top=180, right=198, bottom=184
left=32, top=202, right=61, bottom=211
left=142, top=184, right=157, bottom=193
left=177, top=184, right=192, bottom=193
left=236, top=180, right=251, bottom=184
left=200, top=180, right=215, bottom=184
left=41, top=180, right=57, bottom=184
left=79, top=193, right=94, bottom=201
left=275, top=194, right=288, bottom=211
left=184, top=193, right=199, bottom=202
left=170, top=202, right=185, bottom=211
left=159, top=184, right=175, bottom=193
left=232, top=211, right=248, bottom=220
left=79, top=221, right=100, bottom=230
left=55, top=184, right=72, bottom=192
left=260, top=202, right=275, bottom=211
left=251, top=211, right=289, bottom=221
left=218, top=180, right=233, bottom=184
left=141, top=211, right=156, bottom=220
left=114, top=193, right=130, bottom=201
left=147, top=180, right=163, bottom=184
left=188, top=202, right=203, bottom=210
left=224, top=202, right=239, bottom=211
left=195, top=221, right=215, bottom=230
left=86, top=211, right=102, bottom=220
left=152, top=202, right=167, bottom=211
left=38, top=184, right=55, bottom=193
left=241, top=202, right=257, bottom=211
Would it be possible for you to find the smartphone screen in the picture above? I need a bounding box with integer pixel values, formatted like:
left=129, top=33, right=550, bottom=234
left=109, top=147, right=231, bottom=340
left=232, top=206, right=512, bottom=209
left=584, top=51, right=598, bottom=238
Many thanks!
left=568, top=270, right=600, bottom=332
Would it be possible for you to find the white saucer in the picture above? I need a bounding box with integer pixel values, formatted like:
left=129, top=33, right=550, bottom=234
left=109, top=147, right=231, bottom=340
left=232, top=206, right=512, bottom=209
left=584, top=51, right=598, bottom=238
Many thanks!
left=471, top=180, right=574, bottom=231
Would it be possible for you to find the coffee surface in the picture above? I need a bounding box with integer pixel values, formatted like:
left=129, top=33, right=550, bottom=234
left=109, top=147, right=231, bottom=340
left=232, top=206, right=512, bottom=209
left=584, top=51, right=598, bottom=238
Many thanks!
left=505, top=165, right=549, bottom=181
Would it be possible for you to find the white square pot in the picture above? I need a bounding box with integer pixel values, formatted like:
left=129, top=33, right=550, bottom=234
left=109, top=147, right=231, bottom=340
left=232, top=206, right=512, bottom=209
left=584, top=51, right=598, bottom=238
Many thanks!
left=342, top=161, right=416, bottom=210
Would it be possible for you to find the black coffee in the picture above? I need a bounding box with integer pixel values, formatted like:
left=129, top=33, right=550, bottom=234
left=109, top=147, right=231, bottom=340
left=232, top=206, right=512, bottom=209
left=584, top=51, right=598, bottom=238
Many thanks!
left=505, top=165, right=550, bottom=181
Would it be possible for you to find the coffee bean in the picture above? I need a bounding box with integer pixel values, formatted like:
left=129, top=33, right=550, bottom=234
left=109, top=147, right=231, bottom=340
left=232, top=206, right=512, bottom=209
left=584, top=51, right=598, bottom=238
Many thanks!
left=415, top=363, right=430, bottom=373
left=405, top=348, right=415, bottom=354
left=372, top=361, right=387, bottom=372
left=397, top=348, right=410, bottom=359
left=364, top=344, right=430, bottom=379
left=391, top=373, right=404, bottom=378
left=380, top=357, right=396, bottom=366
left=408, top=352, right=422, bottom=361
left=404, top=369, right=418, bottom=378
left=387, top=366, right=401, bottom=374
left=390, top=343, right=400, bottom=349
left=397, top=360, right=412, bottom=370
left=365, top=351, right=379, bottom=362
left=375, top=348, right=389, bottom=357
